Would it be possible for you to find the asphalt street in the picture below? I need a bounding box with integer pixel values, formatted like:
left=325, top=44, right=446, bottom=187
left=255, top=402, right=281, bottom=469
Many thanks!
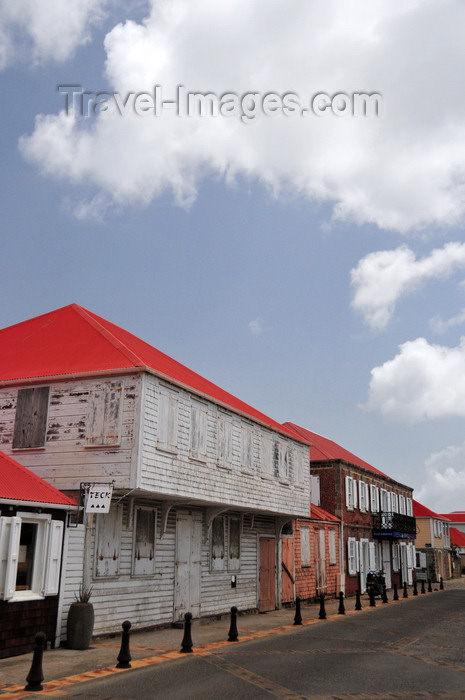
left=17, top=587, right=465, bottom=700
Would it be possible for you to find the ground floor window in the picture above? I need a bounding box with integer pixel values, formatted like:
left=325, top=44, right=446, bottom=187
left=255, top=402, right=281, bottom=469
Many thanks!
left=210, top=516, right=241, bottom=572
left=0, top=514, right=63, bottom=601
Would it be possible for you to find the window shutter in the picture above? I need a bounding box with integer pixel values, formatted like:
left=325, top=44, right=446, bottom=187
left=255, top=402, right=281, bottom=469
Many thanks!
left=359, top=481, right=367, bottom=512
left=301, top=526, right=310, bottom=567
left=392, top=543, right=399, bottom=572
left=0, top=517, right=12, bottom=599
left=328, top=529, right=336, bottom=564
left=261, top=433, right=273, bottom=475
left=347, top=537, right=356, bottom=575
left=391, top=493, right=399, bottom=513
left=370, top=485, right=379, bottom=513
left=133, top=508, right=156, bottom=576
left=228, top=517, right=241, bottom=571
left=43, top=520, right=64, bottom=596
left=4, top=517, right=21, bottom=600
left=345, top=476, right=352, bottom=509
left=211, top=517, right=225, bottom=571
left=95, top=506, right=122, bottom=577
left=406, top=497, right=413, bottom=517
left=368, top=541, right=376, bottom=571
left=158, top=390, right=178, bottom=451
left=310, top=475, right=320, bottom=506
left=353, top=480, right=358, bottom=509
left=86, top=384, right=122, bottom=446
left=191, top=403, right=207, bottom=460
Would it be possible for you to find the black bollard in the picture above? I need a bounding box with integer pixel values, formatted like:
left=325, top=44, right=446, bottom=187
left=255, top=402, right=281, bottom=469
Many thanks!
left=381, top=585, right=388, bottom=604
left=338, top=591, right=345, bottom=615
left=116, top=620, right=132, bottom=668
left=228, top=606, right=239, bottom=642
left=393, top=583, right=399, bottom=601
left=25, top=632, right=46, bottom=692
left=368, top=587, right=376, bottom=607
left=319, top=593, right=327, bottom=620
left=355, top=589, right=362, bottom=610
left=293, top=597, right=302, bottom=625
left=421, top=579, right=425, bottom=594
left=180, top=612, right=193, bottom=653
left=440, top=577, right=444, bottom=590
left=428, top=578, right=432, bottom=592
left=413, top=580, right=418, bottom=596
left=403, top=582, right=408, bottom=598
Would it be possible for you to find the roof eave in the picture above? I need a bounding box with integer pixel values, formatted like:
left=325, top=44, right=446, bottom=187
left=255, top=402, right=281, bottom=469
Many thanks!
left=0, top=498, right=77, bottom=510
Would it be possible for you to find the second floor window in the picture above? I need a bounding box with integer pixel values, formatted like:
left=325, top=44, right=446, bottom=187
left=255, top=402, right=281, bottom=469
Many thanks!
left=157, top=389, right=178, bottom=453
left=13, top=386, right=50, bottom=449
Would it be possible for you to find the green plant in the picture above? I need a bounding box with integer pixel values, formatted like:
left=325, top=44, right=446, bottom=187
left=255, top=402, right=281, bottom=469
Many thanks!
left=74, top=582, right=93, bottom=603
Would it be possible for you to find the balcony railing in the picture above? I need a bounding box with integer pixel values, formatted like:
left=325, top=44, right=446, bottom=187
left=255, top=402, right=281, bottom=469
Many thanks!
left=372, top=512, right=416, bottom=537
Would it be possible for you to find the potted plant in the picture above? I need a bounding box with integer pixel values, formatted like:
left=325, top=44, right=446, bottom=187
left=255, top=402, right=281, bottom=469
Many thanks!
left=66, top=583, right=94, bottom=650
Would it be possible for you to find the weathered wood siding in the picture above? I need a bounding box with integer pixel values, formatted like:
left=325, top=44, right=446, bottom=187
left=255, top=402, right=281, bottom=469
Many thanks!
left=139, top=375, right=310, bottom=517
left=58, top=505, right=282, bottom=637
left=0, top=376, right=141, bottom=491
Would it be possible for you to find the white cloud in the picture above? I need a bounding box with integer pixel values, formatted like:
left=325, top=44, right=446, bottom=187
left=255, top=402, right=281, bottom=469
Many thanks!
left=248, top=317, right=265, bottom=337
left=19, top=0, right=465, bottom=230
left=416, top=444, right=465, bottom=512
left=0, top=0, right=107, bottom=67
left=351, top=243, right=465, bottom=330
left=430, top=308, right=465, bottom=334
left=365, top=336, right=465, bottom=421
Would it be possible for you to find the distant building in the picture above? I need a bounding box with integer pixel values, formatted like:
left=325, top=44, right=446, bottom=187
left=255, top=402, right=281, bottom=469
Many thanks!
left=413, top=500, right=451, bottom=583
left=283, top=423, right=416, bottom=595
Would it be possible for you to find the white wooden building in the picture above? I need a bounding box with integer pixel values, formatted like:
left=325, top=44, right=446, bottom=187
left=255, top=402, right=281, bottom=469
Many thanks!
left=0, top=304, right=310, bottom=640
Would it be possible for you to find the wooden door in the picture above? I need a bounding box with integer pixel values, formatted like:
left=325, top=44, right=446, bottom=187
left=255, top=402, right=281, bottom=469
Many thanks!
left=281, top=537, right=294, bottom=603
left=315, top=529, right=327, bottom=594
left=382, top=541, right=392, bottom=588
left=259, top=537, right=276, bottom=612
left=174, top=511, right=202, bottom=621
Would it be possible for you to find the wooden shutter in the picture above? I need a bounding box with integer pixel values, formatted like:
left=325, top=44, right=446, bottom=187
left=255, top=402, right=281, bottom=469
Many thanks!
left=370, top=484, right=379, bottom=513
left=133, top=508, right=156, bottom=576
left=158, top=389, right=178, bottom=451
left=43, top=520, right=64, bottom=595
left=95, top=506, right=122, bottom=577
left=0, top=517, right=12, bottom=599
left=228, top=517, right=241, bottom=571
left=190, top=403, right=207, bottom=460
left=345, top=476, right=353, bottom=509
left=261, top=433, right=273, bottom=476
left=347, top=537, right=357, bottom=575
left=86, top=384, right=122, bottom=446
left=300, top=526, right=310, bottom=567
left=211, top=517, right=225, bottom=571
left=328, top=529, right=336, bottom=565
left=4, top=517, right=21, bottom=600
left=13, top=387, right=49, bottom=449
left=218, top=416, right=233, bottom=467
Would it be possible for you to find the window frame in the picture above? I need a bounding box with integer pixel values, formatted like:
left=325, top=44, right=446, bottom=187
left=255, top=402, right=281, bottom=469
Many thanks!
left=86, top=382, right=123, bottom=448
left=13, top=386, right=50, bottom=450
left=132, top=506, right=157, bottom=577
left=0, top=513, right=63, bottom=602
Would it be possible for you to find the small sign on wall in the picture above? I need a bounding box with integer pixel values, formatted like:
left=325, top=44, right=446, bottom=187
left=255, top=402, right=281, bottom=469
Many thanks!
left=85, top=484, right=113, bottom=513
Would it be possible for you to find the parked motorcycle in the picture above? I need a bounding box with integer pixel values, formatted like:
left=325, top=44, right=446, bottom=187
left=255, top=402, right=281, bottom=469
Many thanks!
left=366, top=571, right=385, bottom=598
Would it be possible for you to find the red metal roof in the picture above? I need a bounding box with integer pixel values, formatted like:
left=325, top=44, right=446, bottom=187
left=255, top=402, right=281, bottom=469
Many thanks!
left=0, top=451, right=76, bottom=507
left=283, top=422, right=389, bottom=479
left=450, top=526, right=465, bottom=546
left=0, top=304, right=307, bottom=444
left=310, top=504, right=340, bottom=523
left=413, top=499, right=449, bottom=520
left=439, top=512, right=465, bottom=523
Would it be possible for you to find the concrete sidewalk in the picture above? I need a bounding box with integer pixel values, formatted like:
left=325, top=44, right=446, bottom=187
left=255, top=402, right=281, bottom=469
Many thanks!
left=1, top=580, right=462, bottom=699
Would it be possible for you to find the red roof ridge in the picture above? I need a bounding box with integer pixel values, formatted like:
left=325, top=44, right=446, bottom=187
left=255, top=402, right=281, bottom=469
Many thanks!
left=413, top=499, right=449, bottom=520
left=72, top=304, right=147, bottom=369
left=283, top=421, right=391, bottom=480
left=0, top=304, right=309, bottom=444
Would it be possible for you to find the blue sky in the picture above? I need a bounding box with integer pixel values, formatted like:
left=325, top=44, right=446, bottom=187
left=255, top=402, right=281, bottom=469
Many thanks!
left=2, top=0, right=465, bottom=512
